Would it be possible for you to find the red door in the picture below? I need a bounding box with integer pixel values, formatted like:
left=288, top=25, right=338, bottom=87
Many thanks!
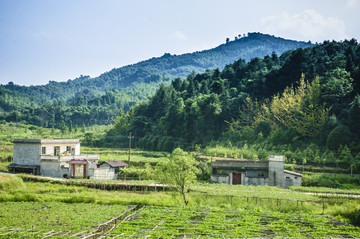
left=232, top=173, right=242, bottom=185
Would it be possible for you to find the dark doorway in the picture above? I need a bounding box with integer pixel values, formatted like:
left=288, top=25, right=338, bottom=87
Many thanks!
left=232, top=173, right=242, bottom=185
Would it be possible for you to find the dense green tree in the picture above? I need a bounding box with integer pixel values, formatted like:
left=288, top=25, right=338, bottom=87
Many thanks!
left=321, top=68, right=353, bottom=114
left=68, top=120, right=73, bottom=133
left=349, top=95, right=360, bottom=135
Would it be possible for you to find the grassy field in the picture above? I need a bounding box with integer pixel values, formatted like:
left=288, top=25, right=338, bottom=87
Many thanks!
left=0, top=124, right=359, bottom=237
left=0, top=202, right=130, bottom=232
left=0, top=174, right=359, bottom=238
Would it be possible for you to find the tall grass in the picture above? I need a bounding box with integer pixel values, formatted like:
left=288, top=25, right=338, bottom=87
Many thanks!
left=0, top=175, right=25, bottom=190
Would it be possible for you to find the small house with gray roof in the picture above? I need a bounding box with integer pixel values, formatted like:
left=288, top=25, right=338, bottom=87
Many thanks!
left=93, top=160, right=128, bottom=180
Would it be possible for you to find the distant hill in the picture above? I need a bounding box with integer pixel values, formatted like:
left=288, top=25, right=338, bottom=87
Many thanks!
left=2, top=33, right=312, bottom=102
left=0, top=33, right=313, bottom=127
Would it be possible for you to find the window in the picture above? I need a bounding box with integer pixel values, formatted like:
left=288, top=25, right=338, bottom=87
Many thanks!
left=71, top=148, right=75, bottom=155
left=54, top=146, right=60, bottom=156
left=66, top=146, right=71, bottom=152
left=42, top=147, right=46, bottom=155
left=214, top=169, right=228, bottom=175
left=246, top=171, right=268, bottom=178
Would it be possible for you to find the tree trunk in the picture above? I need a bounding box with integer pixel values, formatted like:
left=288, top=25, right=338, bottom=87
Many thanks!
left=180, top=186, right=188, bottom=205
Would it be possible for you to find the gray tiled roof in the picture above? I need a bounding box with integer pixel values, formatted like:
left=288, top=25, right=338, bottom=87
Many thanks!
left=99, top=160, right=128, bottom=168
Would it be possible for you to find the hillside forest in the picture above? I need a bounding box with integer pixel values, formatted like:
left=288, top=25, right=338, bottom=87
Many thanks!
left=102, top=39, right=360, bottom=173
left=0, top=33, right=312, bottom=127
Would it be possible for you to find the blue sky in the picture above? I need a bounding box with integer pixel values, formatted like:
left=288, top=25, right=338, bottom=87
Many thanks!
left=1, top=0, right=360, bottom=86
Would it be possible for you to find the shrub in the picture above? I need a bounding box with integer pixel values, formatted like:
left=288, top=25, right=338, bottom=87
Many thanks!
left=0, top=175, right=25, bottom=190
left=326, top=125, right=352, bottom=150
left=254, top=120, right=271, bottom=138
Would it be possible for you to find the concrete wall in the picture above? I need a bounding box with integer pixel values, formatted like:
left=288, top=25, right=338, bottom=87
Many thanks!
left=211, top=175, right=230, bottom=184
left=212, top=172, right=269, bottom=186
left=284, top=172, right=302, bottom=188
left=92, top=168, right=117, bottom=180
left=13, top=144, right=41, bottom=165
left=268, top=155, right=285, bottom=188
left=75, top=143, right=80, bottom=155
left=243, top=176, right=269, bottom=186
left=211, top=156, right=290, bottom=188
left=40, top=161, right=68, bottom=178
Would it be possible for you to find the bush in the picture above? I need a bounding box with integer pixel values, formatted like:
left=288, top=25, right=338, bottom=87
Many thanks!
left=302, top=173, right=360, bottom=188
left=241, top=126, right=256, bottom=144
left=254, top=120, right=271, bottom=138
left=0, top=175, right=25, bottom=190
left=327, top=125, right=352, bottom=150
left=269, top=128, right=298, bottom=145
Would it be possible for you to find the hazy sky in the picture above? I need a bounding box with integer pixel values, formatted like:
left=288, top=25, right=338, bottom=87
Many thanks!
left=1, top=0, right=360, bottom=86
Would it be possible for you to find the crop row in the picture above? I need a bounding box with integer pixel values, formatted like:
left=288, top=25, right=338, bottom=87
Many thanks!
left=0, top=202, right=129, bottom=232
left=111, top=206, right=360, bottom=238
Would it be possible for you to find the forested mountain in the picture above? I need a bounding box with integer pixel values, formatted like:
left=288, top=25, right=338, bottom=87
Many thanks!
left=103, top=39, right=360, bottom=168
left=0, top=33, right=312, bottom=127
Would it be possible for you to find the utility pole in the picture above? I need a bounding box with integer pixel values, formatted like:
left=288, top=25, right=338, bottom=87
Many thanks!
left=128, top=132, right=134, bottom=167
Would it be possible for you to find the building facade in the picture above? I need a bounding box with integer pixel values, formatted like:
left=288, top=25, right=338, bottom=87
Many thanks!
left=94, top=160, right=128, bottom=180
left=210, top=155, right=302, bottom=188
left=8, top=139, right=99, bottom=178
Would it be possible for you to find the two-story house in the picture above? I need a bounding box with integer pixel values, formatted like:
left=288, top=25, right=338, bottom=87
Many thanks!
left=8, top=139, right=99, bottom=178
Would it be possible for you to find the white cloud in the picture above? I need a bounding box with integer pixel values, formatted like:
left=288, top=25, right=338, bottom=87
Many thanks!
left=172, top=30, right=188, bottom=41
left=260, top=9, right=348, bottom=42
left=346, top=0, right=360, bottom=8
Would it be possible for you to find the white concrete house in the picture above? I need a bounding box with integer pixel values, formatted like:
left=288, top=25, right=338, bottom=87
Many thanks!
left=9, top=139, right=99, bottom=178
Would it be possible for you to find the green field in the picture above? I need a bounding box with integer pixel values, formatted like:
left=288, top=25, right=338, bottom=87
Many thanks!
left=0, top=128, right=359, bottom=238
left=0, top=202, right=129, bottom=232
left=111, top=206, right=360, bottom=238
left=0, top=174, right=360, bottom=238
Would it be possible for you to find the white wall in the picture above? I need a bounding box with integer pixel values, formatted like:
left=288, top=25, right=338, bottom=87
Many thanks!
left=92, top=168, right=117, bottom=180
left=41, top=143, right=79, bottom=156
left=75, top=143, right=80, bottom=155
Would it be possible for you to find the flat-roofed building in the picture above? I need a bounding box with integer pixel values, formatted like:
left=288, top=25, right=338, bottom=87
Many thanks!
left=210, top=155, right=302, bottom=188
left=8, top=139, right=99, bottom=178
